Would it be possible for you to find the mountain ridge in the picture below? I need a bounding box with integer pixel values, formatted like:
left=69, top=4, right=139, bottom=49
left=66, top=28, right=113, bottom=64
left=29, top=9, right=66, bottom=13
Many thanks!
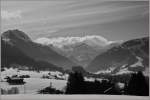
left=1, top=29, right=76, bottom=70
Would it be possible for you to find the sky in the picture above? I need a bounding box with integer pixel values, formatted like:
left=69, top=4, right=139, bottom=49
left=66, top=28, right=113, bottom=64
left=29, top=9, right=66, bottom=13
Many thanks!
left=1, top=0, right=149, bottom=42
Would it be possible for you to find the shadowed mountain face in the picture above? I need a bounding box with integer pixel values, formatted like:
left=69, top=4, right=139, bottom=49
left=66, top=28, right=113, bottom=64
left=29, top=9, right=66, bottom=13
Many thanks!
left=1, top=29, right=76, bottom=70
left=86, top=37, right=149, bottom=73
left=1, top=38, right=63, bottom=71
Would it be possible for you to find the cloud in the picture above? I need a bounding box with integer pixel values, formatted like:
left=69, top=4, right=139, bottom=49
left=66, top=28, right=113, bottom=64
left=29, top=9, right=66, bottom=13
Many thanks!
left=1, top=10, right=22, bottom=20
left=34, top=35, right=122, bottom=48
left=2, top=1, right=148, bottom=41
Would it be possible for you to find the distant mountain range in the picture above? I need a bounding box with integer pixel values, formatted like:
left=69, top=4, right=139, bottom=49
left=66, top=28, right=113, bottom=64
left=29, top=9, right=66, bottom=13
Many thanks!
left=1, top=29, right=76, bottom=70
left=86, top=37, right=149, bottom=74
left=1, top=29, right=149, bottom=75
left=35, top=36, right=121, bottom=68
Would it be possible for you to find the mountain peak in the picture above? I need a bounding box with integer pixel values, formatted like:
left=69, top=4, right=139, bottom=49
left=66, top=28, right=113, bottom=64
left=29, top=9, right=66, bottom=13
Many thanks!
left=1, top=29, right=31, bottom=41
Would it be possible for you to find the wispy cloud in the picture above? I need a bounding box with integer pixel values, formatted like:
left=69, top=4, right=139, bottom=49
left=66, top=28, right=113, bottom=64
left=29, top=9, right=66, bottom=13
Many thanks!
left=1, top=1, right=149, bottom=41
left=1, top=10, right=22, bottom=20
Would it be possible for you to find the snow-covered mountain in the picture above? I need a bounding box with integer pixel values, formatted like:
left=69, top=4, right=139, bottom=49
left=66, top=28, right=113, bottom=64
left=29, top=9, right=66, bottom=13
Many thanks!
left=35, top=36, right=121, bottom=67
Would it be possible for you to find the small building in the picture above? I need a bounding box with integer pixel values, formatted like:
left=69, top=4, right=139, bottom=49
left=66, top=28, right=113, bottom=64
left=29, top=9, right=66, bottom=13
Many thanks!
left=6, top=77, right=25, bottom=85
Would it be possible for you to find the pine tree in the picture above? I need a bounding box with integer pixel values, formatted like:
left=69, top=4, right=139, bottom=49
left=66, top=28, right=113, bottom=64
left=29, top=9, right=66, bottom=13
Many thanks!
left=65, top=72, right=85, bottom=94
left=126, top=71, right=149, bottom=96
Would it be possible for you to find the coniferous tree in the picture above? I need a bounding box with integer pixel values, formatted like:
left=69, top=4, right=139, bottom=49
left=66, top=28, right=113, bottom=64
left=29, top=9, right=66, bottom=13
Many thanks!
left=126, top=71, right=149, bottom=96
left=65, top=72, right=86, bottom=94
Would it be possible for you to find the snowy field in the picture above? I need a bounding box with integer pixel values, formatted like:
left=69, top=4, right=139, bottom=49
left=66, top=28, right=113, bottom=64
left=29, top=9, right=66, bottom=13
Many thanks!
left=1, top=68, right=104, bottom=94
left=1, top=94, right=150, bottom=100
left=1, top=68, right=67, bottom=94
left=1, top=78, right=67, bottom=94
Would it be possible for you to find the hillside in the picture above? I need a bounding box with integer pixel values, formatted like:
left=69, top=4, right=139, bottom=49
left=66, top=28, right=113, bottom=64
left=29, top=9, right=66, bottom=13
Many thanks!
left=1, top=29, right=76, bottom=70
left=86, top=37, right=149, bottom=73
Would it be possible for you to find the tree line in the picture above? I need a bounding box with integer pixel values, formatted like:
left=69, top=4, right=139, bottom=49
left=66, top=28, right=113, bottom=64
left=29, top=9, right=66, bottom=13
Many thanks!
left=39, top=71, right=149, bottom=96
